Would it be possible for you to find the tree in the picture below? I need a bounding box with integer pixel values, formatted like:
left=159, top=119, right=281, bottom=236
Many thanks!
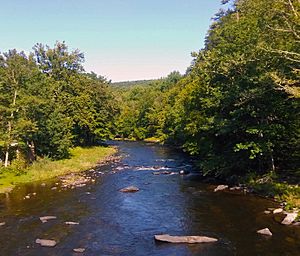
left=0, top=50, right=38, bottom=166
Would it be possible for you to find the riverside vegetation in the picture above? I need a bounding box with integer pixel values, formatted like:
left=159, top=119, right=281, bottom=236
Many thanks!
left=0, top=0, right=299, bottom=210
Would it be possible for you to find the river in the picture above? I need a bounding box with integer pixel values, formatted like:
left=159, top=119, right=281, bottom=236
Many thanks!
left=0, top=141, right=299, bottom=255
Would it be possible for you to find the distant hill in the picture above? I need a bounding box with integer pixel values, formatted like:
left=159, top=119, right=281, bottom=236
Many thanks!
left=111, top=79, right=158, bottom=88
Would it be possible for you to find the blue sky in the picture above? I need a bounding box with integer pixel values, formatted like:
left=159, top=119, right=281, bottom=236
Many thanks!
left=0, top=0, right=222, bottom=81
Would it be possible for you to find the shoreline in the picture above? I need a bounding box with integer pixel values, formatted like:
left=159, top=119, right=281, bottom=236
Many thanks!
left=0, top=146, right=117, bottom=194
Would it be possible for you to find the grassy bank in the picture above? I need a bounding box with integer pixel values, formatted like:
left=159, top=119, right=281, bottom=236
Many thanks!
left=250, top=181, right=300, bottom=211
left=0, top=146, right=116, bottom=193
left=242, top=172, right=300, bottom=212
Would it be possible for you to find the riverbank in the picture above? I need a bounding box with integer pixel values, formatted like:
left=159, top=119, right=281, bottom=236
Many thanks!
left=0, top=146, right=116, bottom=194
left=249, top=181, right=300, bottom=211
left=209, top=173, right=300, bottom=214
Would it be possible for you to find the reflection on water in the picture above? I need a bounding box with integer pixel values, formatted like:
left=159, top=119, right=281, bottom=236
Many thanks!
left=0, top=141, right=299, bottom=255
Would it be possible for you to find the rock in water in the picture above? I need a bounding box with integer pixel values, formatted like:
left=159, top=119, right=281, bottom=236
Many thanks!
left=65, top=221, right=79, bottom=225
left=119, top=186, right=139, bottom=193
left=281, top=212, right=298, bottom=225
left=214, top=185, right=228, bottom=192
left=35, top=239, right=57, bottom=247
left=39, top=216, right=57, bottom=223
left=154, top=234, right=218, bottom=243
left=257, top=228, right=272, bottom=236
left=73, top=248, right=85, bottom=253
left=273, top=208, right=283, bottom=214
left=179, top=170, right=189, bottom=175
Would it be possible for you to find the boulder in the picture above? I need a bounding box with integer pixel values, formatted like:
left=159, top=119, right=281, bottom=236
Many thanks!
left=257, top=228, right=272, bottom=236
left=73, top=248, right=85, bottom=253
left=154, top=234, right=218, bottom=243
left=273, top=208, right=283, bottom=214
left=281, top=212, right=298, bottom=225
left=214, top=185, right=228, bottom=192
left=119, top=186, right=139, bottom=193
left=0, top=222, right=6, bottom=226
left=35, top=239, right=57, bottom=247
left=39, top=216, right=57, bottom=223
left=264, top=210, right=271, bottom=214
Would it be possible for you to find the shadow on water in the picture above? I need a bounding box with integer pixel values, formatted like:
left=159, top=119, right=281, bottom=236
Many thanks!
left=0, top=141, right=299, bottom=255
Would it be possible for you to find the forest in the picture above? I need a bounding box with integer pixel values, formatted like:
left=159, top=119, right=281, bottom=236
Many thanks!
left=0, top=0, right=299, bottom=186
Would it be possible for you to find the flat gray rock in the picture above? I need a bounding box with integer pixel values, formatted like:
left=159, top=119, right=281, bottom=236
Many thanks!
left=120, top=186, right=139, bottom=193
left=73, top=248, right=85, bottom=253
left=39, top=216, right=57, bottom=223
left=154, top=234, right=218, bottom=243
left=214, top=185, right=228, bottom=192
left=273, top=208, right=283, bottom=214
left=36, top=239, right=57, bottom=247
left=65, top=221, right=79, bottom=225
left=281, top=212, right=298, bottom=225
left=257, top=228, right=272, bottom=236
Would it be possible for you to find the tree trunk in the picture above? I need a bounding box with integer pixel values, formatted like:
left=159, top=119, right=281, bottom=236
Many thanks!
left=27, top=141, right=36, bottom=162
left=4, top=88, right=17, bottom=167
left=4, top=149, right=9, bottom=167
left=270, top=152, right=275, bottom=172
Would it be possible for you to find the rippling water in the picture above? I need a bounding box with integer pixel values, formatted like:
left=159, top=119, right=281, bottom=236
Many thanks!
left=0, top=141, right=299, bottom=255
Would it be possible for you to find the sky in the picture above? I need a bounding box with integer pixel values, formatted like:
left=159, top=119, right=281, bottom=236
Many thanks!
left=0, top=0, right=222, bottom=82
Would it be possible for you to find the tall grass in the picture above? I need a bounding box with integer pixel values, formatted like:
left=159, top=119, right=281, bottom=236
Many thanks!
left=0, top=146, right=116, bottom=193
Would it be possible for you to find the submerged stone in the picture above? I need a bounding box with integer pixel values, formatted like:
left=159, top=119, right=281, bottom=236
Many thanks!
left=35, top=239, right=57, bottom=247
left=119, top=186, right=139, bottom=193
left=154, top=234, right=218, bottom=243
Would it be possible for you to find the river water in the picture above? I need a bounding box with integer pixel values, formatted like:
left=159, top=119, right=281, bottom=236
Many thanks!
left=0, top=141, right=299, bottom=255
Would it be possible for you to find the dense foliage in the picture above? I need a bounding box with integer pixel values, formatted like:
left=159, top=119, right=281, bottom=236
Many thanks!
left=1, top=0, right=299, bottom=182
left=113, top=0, right=299, bottom=180
left=0, top=42, right=116, bottom=168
